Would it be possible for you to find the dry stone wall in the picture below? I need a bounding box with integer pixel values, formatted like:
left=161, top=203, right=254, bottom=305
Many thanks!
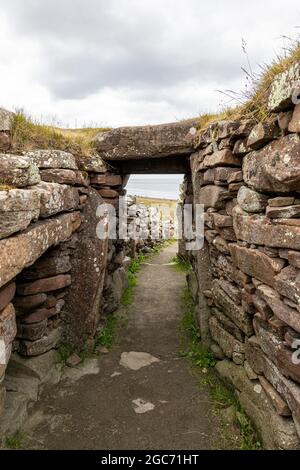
left=185, top=63, right=300, bottom=449
left=0, top=141, right=168, bottom=438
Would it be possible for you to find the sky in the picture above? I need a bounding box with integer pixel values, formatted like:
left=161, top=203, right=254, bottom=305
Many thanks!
left=1, top=1, right=299, bottom=199
left=126, top=174, right=183, bottom=200
left=0, top=0, right=299, bottom=129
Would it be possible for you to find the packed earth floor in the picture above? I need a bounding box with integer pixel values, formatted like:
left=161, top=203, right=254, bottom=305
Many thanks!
left=22, top=244, right=225, bottom=450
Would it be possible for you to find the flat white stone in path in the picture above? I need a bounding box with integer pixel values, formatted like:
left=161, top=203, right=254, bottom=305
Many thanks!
left=132, top=399, right=155, bottom=414
left=120, top=352, right=160, bottom=371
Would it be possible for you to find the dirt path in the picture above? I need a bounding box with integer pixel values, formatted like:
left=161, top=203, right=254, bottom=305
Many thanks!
left=24, top=243, right=221, bottom=450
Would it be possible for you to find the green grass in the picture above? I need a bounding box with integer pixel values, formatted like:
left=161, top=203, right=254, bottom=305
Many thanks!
left=178, top=286, right=262, bottom=450
left=5, top=431, right=26, bottom=450
left=95, top=314, right=121, bottom=350
left=121, top=252, right=148, bottom=306
left=178, top=288, right=216, bottom=369
left=57, top=343, right=74, bottom=364
left=171, top=255, right=192, bottom=274
left=121, top=241, right=173, bottom=307
left=10, top=110, right=109, bottom=156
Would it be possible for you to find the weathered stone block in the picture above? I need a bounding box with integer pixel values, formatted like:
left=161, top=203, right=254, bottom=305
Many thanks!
left=4, top=374, right=40, bottom=401
left=40, top=169, right=89, bottom=186
left=0, top=303, right=17, bottom=345
left=212, top=308, right=244, bottom=342
left=268, top=62, right=300, bottom=112
left=17, top=274, right=72, bottom=296
left=199, top=186, right=231, bottom=209
left=216, top=359, right=300, bottom=450
left=289, top=103, right=300, bottom=132
left=237, top=186, right=268, bottom=213
left=233, top=139, right=250, bottom=157
left=90, top=174, right=122, bottom=186
left=258, top=376, right=291, bottom=416
left=0, top=188, right=41, bottom=239
left=7, top=349, right=59, bottom=381
left=243, top=134, right=300, bottom=193
left=246, top=337, right=300, bottom=426
left=94, top=120, right=199, bottom=160
left=230, top=244, right=285, bottom=287
left=21, top=250, right=71, bottom=280
left=211, top=280, right=253, bottom=336
left=20, top=308, right=56, bottom=324
left=212, top=236, right=230, bottom=254
left=13, top=293, right=47, bottom=315
left=212, top=213, right=233, bottom=228
left=33, top=182, right=79, bottom=218
left=258, top=284, right=300, bottom=333
left=199, top=149, right=241, bottom=169
left=288, top=251, right=300, bottom=270
left=25, top=150, right=77, bottom=170
left=209, top=317, right=245, bottom=359
left=76, top=154, right=108, bottom=173
left=0, top=212, right=81, bottom=289
left=0, top=108, right=14, bottom=131
left=268, top=196, right=295, bottom=207
left=98, top=188, right=119, bottom=199
left=0, top=154, right=40, bottom=188
left=274, top=266, right=300, bottom=307
left=247, top=122, right=279, bottom=150
left=18, top=327, right=62, bottom=357
left=0, top=282, right=16, bottom=312
left=266, top=205, right=300, bottom=219
left=233, top=206, right=300, bottom=250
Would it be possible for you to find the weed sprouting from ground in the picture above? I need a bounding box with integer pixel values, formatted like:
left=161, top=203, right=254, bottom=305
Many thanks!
left=121, top=252, right=148, bottom=306
left=121, top=241, right=174, bottom=306
left=95, top=314, right=122, bottom=350
left=57, top=343, right=74, bottom=364
left=171, top=255, right=192, bottom=274
left=178, top=288, right=215, bottom=369
left=5, top=431, right=26, bottom=450
left=179, top=286, right=262, bottom=450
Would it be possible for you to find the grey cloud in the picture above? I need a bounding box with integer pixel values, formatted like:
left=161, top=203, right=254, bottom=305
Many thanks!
left=1, top=0, right=299, bottom=122
left=1, top=0, right=249, bottom=100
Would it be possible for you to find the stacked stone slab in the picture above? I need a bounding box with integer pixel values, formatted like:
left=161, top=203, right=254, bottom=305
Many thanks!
left=186, top=61, right=300, bottom=449
left=0, top=150, right=88, bottom=435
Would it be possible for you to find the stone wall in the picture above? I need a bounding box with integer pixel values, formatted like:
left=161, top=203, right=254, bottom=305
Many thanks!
left=185, top=62, right=300, bottom=449
left=0, top=143, right=169, bottom=437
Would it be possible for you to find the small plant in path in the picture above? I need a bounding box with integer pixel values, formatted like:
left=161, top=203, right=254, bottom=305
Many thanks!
left=95, top=314, right=121, bottom=350
left=5, top=431, right=26, bottom=450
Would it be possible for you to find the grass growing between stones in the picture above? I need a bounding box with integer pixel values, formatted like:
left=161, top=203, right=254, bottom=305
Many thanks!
left=5, top=431, right=26, bottom=450
left=178, top=288, right=216, bottom=369
left=95, top=313, right=123, bottom=350
left=57, top=343, right=75, bottom=364
left=179, top=286, right=262, bottom=450
left=171, top=255, right=192, bottom=274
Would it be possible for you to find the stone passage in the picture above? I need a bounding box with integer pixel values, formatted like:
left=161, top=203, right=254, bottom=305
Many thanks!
left=182, top=62, right=300, bottom=450
left=22, top=244, right=220, bottom=450
left=1, top=60, right=300, bottom=450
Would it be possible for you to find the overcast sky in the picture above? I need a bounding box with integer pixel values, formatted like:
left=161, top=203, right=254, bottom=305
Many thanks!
left=0, top=0, right=299, bottom=128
